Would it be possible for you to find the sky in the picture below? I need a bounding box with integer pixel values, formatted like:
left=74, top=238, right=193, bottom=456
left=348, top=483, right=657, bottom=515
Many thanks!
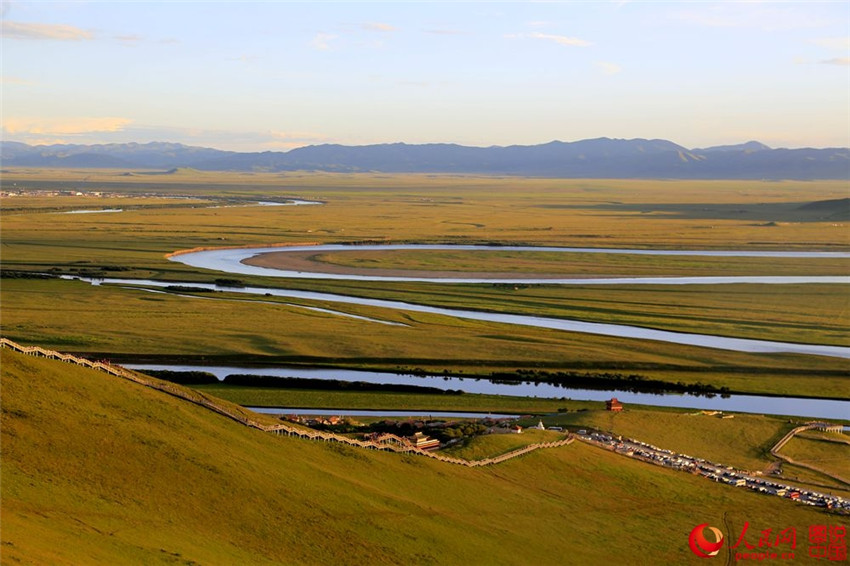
left=2, top=1, right=849, bottom=152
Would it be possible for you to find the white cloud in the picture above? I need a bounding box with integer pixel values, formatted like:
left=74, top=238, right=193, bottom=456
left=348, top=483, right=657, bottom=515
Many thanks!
left=1, top=20, right=93, bottom=41
left=362, top=22, right=395, bottom=32
left=231, top=54, right=259, bottom=64
left=596, top=61, right=622, bottom=75
left=506, top=32, right=592, bottom=47
left=529, top=32, right=592, bottom=47
left=4, top=117, right=132, bottom=135
left=1, top=75, right=35, bottom=86
left=672, top=5, right=829, bottom=31
left=19, top=138, right=76, bottom=147
left=2, top=122, right=339, bottom=152
left=114, top=34, right=143, bottom=44
left=810, top=37, right=850, bottom=51
left=266, top=130, right=334, bottom=149
left=821, top=57, right=850, bottom=66
left=424, top=28, right=464, bottom=36
left=397, top=80, right=430, bottom=87
left=311, top=32, right=337, bottom=51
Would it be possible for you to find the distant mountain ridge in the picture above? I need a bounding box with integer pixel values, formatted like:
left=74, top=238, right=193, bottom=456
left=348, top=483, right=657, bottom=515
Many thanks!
left=2, top=138, right=848, bottom=179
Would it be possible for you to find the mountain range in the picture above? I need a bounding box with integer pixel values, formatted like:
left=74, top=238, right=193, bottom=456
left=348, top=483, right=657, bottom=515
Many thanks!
left=2, top=138, right=848, bottom=180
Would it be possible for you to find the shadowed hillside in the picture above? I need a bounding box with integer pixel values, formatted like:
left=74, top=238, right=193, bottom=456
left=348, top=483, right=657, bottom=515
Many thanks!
left=0, top=349, right=836, bottom=565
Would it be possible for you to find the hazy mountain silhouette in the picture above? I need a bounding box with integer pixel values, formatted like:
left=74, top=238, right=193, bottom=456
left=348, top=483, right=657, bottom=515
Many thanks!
left=2, top=138, right=847, bottom=179
left=695, top=141, right=771, bottom=153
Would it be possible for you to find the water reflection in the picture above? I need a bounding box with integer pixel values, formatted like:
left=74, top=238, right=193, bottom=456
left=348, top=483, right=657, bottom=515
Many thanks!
left=126, top=364, right=850, bottom=420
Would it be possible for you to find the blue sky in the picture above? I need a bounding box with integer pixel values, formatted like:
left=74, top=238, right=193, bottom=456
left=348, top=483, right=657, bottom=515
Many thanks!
left=2, top=1, right=848, bottom=151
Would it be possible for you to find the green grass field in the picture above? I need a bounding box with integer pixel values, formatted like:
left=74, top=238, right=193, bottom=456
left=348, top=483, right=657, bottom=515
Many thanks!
left=3, top=349, right=842, bottom=565
left=190, top=384, right=580, bottom=414
left=1, top=172, right=847, bottom=398
left=3, top=278, right=848, bottom=398
left=3, top=173, right=848, bottom=276
left=780, top=431, right=850, bottom=481
left=534, top=408, right=850, bottom=498
left=189, top=384, right=850, bottom=484
left=285, top=248, right=850, bottom=277
left=441, top=428, right=566, bottom=460
left=534, top=407, right=794, bottom=472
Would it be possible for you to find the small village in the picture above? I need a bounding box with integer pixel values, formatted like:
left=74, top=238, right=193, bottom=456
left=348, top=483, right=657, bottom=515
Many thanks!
left=282, top=413, right=520, bottom=451
left=1, top=188, right=122, bottom=198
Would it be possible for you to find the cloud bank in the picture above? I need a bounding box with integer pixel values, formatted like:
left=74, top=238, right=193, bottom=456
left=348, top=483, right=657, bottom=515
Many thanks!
left=1, top=21, right=93, bottom=41
left=4, top=117, right=132, bottom=135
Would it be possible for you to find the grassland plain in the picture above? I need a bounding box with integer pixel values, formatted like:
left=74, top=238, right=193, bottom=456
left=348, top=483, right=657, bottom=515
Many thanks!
left=3, top=172, right=849, bottom=273
left=2, top=349, right=843, bottom=565
left=251, top=248, right=850, bottom=277
left=1, top=170, right=848, bottom=399
left=3, top=278, right=848, bottom=398
left=188, top=278, right=849, bottom=347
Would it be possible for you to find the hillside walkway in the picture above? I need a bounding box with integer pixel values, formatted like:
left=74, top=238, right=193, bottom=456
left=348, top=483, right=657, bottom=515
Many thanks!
left=770, top=422, right=850, bottom=487
left=0, top=338, right=572, bottom=467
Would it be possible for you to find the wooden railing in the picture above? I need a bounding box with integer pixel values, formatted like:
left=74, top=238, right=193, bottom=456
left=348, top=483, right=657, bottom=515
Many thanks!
left=0, top=338, right=573, bottom=467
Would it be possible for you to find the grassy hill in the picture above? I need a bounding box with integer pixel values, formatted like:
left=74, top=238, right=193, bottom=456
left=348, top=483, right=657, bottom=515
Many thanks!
left=1, top=349, right=840, bottom=565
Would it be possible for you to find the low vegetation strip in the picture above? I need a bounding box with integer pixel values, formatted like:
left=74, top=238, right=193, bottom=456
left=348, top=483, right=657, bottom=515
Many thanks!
left=223, top=373, right=464, bottom=395
left=0, top=338, right=572, bottom=467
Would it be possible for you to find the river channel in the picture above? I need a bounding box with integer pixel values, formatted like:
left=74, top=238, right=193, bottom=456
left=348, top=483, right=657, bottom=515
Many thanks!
left=125, top=363, right=850, bottom=420
left=64, top=243, right=849, bottom=417
left=169, top=243, right=850, bottom=284
left=80, top=276, right=850, bottom=359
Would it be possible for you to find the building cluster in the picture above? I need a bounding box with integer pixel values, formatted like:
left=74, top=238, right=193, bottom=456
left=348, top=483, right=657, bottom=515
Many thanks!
left=0, top=189, right=107, bottom=198
left=576, top=431, right=850, bottom=512
left=285, top=414, right=345, bottom=427
left=0, top=188, right=176, bottom=199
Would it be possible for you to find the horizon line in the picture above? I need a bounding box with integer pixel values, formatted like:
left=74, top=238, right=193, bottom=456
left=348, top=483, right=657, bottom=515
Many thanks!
left=5, top=137, right=850, bottom=153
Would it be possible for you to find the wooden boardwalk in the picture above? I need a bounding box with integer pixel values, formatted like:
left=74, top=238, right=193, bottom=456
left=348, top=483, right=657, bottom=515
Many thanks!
left=770, top=422, right=850, bottom=487
left=0, top=338, right=573, bottom=467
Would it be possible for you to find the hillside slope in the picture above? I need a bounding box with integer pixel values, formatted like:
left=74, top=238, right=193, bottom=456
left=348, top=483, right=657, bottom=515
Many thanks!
left=0, top=349, right=836, bottom=565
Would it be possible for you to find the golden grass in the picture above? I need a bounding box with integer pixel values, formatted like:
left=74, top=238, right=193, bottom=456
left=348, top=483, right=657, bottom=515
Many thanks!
left=2, top=171, right=847, bottom=399
left=3, top=348, right=841, bottom=564
left=442, top=428, right=566, bottom=460
left=781, top=433, right=850, bottom=480
left=3, top=278, right=848, bottom=399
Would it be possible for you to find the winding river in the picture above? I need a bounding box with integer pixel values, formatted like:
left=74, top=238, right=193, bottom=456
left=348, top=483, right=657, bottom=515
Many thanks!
left=124, top=363, right=850, bottom=421
left=155, top=243, right=850, bottom=359
left=58, top=242, right=850, bottom=417
left=169, top=244, right=850, bottom=284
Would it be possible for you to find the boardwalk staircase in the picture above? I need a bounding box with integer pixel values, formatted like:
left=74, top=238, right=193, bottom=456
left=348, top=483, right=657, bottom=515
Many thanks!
left=1, top=338, right=573, bottom=467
